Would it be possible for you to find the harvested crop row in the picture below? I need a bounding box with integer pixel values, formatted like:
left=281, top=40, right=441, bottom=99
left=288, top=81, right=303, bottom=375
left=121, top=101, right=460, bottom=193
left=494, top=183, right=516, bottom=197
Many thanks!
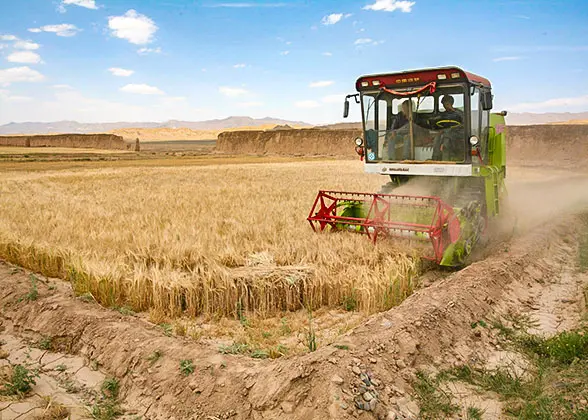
left=0, top=161, right=421, bottom=318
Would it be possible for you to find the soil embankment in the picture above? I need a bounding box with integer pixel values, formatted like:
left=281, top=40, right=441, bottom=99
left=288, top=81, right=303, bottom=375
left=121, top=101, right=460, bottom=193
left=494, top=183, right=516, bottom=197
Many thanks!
left=217, top=125, right=588, bottom=163
left=111, top=125, right=303, bottom=142
left=0, top=134, right=129, bottom=150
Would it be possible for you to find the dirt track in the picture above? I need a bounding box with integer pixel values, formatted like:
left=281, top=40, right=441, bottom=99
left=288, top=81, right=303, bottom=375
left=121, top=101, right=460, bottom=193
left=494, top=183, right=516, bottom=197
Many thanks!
left=1, top=163, right=587, bottom=419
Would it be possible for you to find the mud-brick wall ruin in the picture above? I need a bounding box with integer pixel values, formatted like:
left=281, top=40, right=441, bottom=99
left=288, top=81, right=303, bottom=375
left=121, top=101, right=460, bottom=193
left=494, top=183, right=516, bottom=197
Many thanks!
left=0, top=134, right=130, bottom=150
left=506, top=125, right=588, bottom=163
left=217, top=128, right=362, bottom=158
left=217, top=125, right=588, bottom=163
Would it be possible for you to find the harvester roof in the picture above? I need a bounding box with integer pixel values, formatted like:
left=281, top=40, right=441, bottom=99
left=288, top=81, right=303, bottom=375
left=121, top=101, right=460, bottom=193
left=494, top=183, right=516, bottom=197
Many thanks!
left=356, top=66, right=491, bottom=92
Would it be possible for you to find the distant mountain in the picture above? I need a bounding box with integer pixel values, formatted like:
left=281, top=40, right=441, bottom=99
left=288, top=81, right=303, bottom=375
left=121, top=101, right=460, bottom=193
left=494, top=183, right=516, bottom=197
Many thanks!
left=317, top=122, right=362, bottom=130
left=162, top=116, right=309, bottom=130
left=0, top=117, right=311, bottom=135
left=506, top=112, right=588, bottom=125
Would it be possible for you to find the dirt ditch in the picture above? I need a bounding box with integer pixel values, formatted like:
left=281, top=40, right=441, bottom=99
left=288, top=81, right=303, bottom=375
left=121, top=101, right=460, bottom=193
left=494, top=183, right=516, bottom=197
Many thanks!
left=1, top=210, right=586, bottom=419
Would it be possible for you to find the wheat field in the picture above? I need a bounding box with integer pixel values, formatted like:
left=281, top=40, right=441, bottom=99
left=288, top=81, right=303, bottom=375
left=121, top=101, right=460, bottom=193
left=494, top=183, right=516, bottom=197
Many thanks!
left=0, top=160, right=422, bottom=318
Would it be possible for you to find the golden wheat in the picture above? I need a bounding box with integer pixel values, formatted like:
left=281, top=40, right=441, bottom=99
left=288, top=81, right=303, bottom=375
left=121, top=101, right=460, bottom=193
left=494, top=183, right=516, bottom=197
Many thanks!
left=0, top=160, right=422, bottom=317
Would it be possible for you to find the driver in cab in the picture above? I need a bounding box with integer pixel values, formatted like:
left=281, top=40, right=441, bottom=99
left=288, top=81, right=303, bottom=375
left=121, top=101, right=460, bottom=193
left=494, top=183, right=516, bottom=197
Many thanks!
left=432, top=95, right=464, bottom=161
left=439, top=95, right=463, bottom=123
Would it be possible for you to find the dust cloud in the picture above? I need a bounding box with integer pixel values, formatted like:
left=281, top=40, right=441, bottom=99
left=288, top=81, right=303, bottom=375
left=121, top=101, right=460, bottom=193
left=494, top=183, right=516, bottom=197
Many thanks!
left=505, top=169, right=588, bottom=232
left=381, top=166, right=588, bottom=235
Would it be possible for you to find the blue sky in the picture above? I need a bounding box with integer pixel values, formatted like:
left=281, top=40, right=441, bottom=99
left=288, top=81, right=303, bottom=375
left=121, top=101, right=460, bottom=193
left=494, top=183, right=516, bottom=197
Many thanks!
left=0, top=0, right=587, bottom=124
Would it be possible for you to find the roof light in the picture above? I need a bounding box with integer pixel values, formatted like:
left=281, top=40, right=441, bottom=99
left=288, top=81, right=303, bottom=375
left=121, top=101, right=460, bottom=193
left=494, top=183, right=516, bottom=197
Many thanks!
left=372, top=80, right=381, bottom=86
left=361, top=81, right=369, bottom=87
left=451, top=72, right=460, bottom=79
left=437, top=74, right=447, bottom=80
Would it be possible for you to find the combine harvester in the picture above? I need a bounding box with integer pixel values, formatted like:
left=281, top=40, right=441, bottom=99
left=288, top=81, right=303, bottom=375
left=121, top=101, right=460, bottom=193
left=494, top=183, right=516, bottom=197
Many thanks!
left=308, top=67, right=507, bottom=267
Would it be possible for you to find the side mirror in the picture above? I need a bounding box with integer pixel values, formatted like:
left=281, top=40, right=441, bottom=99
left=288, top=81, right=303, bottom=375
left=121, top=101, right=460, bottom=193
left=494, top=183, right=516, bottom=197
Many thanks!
left=343, top=99, right=350, bottom=118
left=481, top=91, right=493, bottom=111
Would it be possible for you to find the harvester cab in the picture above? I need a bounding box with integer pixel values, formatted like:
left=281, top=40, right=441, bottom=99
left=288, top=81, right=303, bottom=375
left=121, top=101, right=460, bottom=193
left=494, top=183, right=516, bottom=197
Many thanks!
left=308, top=67, right=507, bottom=267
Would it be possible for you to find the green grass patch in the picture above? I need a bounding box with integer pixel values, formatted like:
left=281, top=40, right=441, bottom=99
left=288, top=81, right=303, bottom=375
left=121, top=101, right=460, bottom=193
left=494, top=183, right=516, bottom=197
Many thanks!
left=518, top=330, right=588, bottom=365
left=466, top=406, right=484, bottom=420
left=438, top=323, right=588, bottom=420
left=1, top=364, right=39, bottom=396
left=91, top=377, right=122, bottom=419
left=218, top=342, right=250, bottom=355
left=18, top=274, right=39, bottom=303
left=36, top=335, right=53, bottom=350
left=147, top=350, right=163, bottom=365
left=179, top=359, right=194, bottom=376
left=411, top=370, right=459, bottom=419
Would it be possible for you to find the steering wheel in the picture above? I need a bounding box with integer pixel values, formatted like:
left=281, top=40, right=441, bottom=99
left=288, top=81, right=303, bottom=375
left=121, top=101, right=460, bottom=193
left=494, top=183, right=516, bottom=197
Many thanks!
left=435, top=119, right=462, bottom=129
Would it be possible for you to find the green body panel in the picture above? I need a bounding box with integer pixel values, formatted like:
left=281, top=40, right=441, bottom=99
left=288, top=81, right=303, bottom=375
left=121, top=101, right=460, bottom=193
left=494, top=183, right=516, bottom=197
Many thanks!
left=489, top=113, right=507, bottom=168
left=440, top=113, right=507, bottom=266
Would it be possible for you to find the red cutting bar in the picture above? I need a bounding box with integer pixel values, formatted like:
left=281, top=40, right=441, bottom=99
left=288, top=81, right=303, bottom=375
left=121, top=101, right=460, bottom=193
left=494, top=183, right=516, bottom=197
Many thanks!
left=307, top=190, right=460, bottom=263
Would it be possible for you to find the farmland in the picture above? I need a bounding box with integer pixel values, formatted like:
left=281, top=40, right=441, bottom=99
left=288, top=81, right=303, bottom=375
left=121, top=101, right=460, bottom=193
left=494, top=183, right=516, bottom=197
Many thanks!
left=0, top=159, right=426, bottom=356
left=1, top=140, right=587, bottom=419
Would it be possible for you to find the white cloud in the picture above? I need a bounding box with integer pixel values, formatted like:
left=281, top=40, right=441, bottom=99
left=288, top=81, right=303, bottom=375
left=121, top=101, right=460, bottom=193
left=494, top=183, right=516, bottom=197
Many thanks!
left=0, top=66, right=44, bottom=86
left=279, top=50, right=290, bottom=55
left=14, top=41, right=40, bottom=50
left=28, top=24, right=80, bottom=37
left=492, top=56, right=523, bottom=62
left=120, top=83, right=164, bottom=95
left=322, top=94, right=344, bottom=104
left=62, top=0, right=98, bottom=9
left=507, top=94, right=588, bottom=112
left=295, top=100, right=320, bottom=108
left=219, top=86, right=248, bottom=97
left=322, top=13, right=343, bottom=25
left=238, top=101, right=263, bottom=107
left=309, top=80, right=334, bottom=88
left=322, top=52, right=332, bottom=56
left=52, top=84, right=73, bottom=89
left=0, top=35, right=18, bottom=41
left=0, top=90, right=33, bottom=103
left=108, top=67, right=134, bottom=77
left=7, top=51, right=43, bottom=64
left=321, top=13, right=352, bottom=25
left=354, top=38, right=384, bottom=47
left=137, top=47, right=162, bottom=55
left=354, top=38, right=372, bottom=45
left=363, top=0, right=415, bottom=13
left=108, top=10, right=158, bottom=45
left=233, top=63, right=246, bottom=68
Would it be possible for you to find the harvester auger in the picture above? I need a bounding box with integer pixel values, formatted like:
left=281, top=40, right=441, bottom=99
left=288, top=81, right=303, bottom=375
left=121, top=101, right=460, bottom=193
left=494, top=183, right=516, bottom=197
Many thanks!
left=308, top=67, right=507, bottom=267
